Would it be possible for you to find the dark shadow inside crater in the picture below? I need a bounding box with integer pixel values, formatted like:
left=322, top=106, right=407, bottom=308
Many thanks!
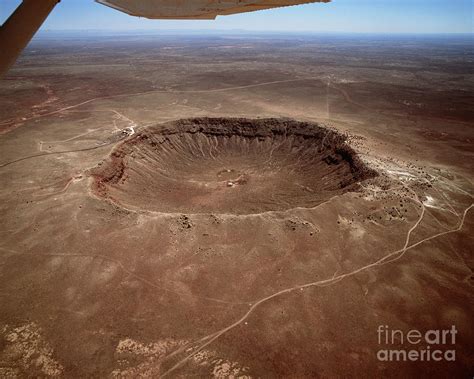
left=90, top=118, right=377, bottom=214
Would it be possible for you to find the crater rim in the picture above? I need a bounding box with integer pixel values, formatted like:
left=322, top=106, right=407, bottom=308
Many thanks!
left=89, top=117, right=378, bottom=215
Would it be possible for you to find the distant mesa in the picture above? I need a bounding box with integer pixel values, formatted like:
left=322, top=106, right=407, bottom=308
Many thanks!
left=90, top=118, right=376, bottom=215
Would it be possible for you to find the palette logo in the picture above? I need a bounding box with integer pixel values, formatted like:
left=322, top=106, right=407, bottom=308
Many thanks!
left=376, top=325, right=457, bottom=362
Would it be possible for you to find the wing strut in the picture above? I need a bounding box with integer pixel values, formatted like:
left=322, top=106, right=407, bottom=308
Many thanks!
left=0, top=0, right=61, bottom=77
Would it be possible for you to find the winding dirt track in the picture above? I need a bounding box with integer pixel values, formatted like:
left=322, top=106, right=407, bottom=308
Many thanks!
left=0, top=78, right=321, bottom=130
left=161, top=197, right=473, bottom=377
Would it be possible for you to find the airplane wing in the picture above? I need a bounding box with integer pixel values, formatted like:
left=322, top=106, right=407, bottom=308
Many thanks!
left=95, top=0, right=330, bottom=20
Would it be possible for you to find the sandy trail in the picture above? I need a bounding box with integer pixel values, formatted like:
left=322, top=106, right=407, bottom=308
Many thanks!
left=0, top=78, right=321, bottom=129
left=160, top=193, right=473, bottom=377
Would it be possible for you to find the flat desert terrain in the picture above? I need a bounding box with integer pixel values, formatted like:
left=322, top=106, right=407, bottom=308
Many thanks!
left=0, top=33, right=473, bottom=377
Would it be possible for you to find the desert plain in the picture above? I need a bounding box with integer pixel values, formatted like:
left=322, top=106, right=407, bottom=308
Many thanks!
left=0, top=33, right=473, bottom=377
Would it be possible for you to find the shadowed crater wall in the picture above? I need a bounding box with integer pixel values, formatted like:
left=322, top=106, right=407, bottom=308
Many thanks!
left=90, top=118, right=376, bottom=214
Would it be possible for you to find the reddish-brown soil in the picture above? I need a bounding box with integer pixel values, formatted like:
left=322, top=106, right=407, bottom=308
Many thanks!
left=0, top=34, right=473, bottom=378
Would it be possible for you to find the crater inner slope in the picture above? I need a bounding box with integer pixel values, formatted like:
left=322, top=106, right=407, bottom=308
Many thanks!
left=90, top=118, right=376, bottom=214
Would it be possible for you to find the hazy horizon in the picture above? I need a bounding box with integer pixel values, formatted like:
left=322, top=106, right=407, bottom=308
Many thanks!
left=32, top=29, right=474, bottom=36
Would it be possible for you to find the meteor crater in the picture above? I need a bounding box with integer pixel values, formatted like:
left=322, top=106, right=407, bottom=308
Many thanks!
left=90, top=118, right=376, bottom=214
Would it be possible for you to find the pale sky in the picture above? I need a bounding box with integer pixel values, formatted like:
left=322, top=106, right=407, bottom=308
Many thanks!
left=1, top=0, right=473, bottom=34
